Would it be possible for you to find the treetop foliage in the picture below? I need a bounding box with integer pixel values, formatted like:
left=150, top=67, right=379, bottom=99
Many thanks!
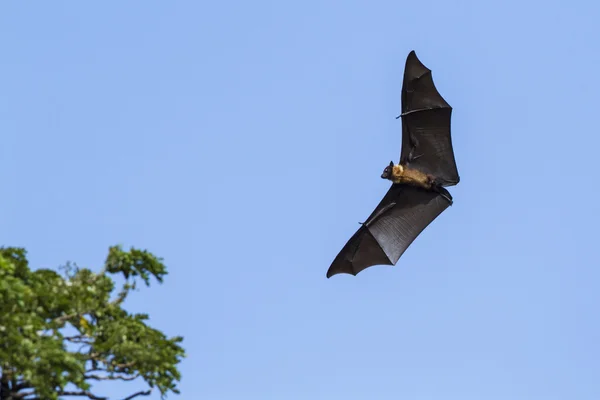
left=0, top=245, right=185, bottom=400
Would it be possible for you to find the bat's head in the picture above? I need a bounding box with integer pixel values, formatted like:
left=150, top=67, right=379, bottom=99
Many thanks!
left=381, top=161, right=394, bottom=180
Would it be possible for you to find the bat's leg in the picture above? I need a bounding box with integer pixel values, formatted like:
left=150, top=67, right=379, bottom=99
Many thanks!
left=431, top=180, right=453, bottom=205
left=438, top=188, right=453, bottom=205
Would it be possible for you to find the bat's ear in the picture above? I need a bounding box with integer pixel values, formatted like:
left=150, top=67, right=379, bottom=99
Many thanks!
left=389, top=161, right=394, bottom=167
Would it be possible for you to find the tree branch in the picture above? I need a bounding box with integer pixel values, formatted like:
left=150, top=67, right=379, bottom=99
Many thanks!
left=84, top=373, right=139, bottom=381
left=121, top=390, right=151, bottom=400
left=64, top=335, right=91, bottom=343
left=59, top=390, right=107, bottom=400
left=14, top=390, right=35, bottom=399
left=53, top=313, right=80, bottom=325
left=111, top=286, right=130, bottom=306
left=86, top=354, right=137, bottom=371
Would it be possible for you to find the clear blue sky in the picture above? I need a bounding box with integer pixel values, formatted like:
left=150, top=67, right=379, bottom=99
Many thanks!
left=2, top=1, right=600, bottom=399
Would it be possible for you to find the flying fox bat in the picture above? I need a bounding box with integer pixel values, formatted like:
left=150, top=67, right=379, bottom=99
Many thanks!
left=326, top=50, right=460, bottom=279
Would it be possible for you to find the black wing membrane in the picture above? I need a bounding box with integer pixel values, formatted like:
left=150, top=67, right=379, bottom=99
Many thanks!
left=400, top=51, right=460, bottom=186
left=326, top=184, right=451, bottom=278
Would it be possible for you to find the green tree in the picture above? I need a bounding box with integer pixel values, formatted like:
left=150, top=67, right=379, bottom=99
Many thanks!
left=0, top=245, right=185, bottom=400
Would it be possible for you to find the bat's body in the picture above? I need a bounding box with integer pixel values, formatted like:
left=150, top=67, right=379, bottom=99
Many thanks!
left=389, top=164, right=432, bottom=187
left=327, top=51, right=460, bottom=279
left=383, top=162, right=453, bottom=203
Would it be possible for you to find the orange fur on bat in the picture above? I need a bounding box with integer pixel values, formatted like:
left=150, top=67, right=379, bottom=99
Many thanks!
left=390, top=164, right=433, bottom=188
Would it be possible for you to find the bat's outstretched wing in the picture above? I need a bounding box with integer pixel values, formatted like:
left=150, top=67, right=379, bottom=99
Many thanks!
left=399, top=50, right=460, bottom=187
left=326, top=184, right=451, bottom=278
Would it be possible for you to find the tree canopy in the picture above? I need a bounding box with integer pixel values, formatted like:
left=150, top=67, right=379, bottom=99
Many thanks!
left=0, top=245, right=185, bottom=400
